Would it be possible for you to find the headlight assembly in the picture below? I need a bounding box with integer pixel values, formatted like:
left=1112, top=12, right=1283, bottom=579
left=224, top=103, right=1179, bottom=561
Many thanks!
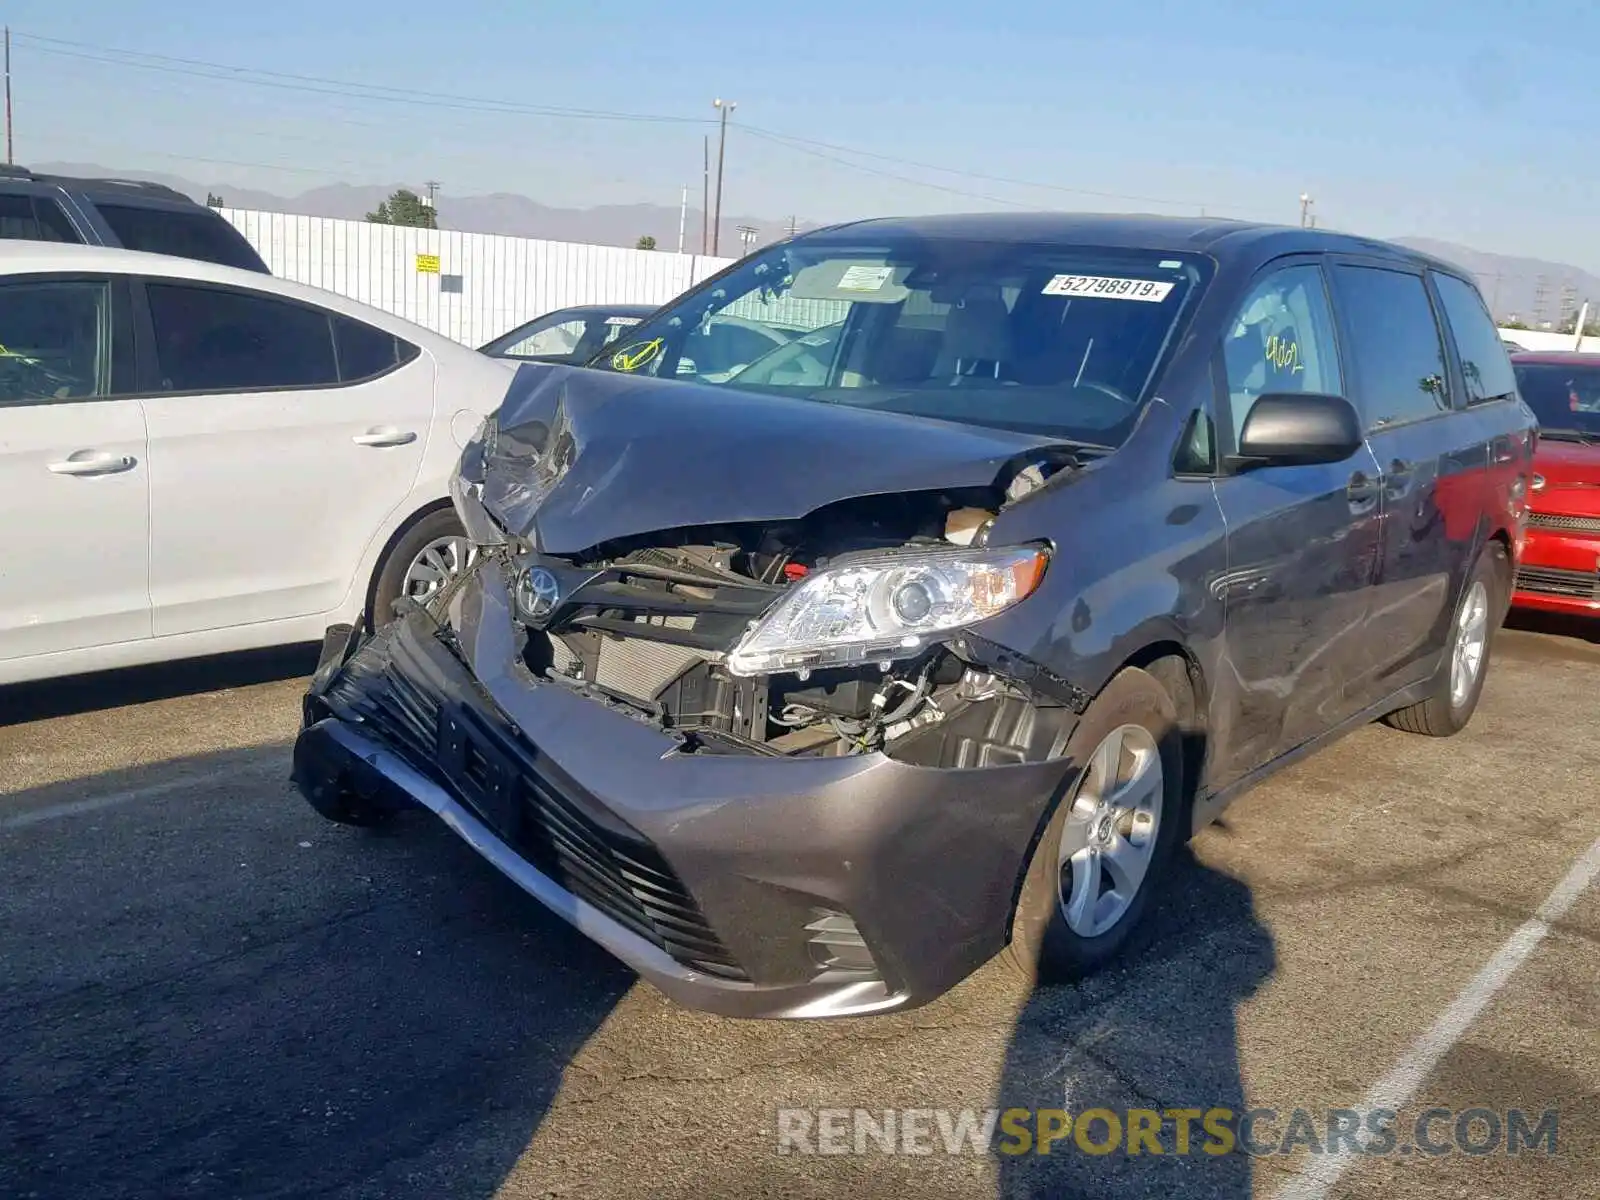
left=726, top=544, right=1049, bottom=677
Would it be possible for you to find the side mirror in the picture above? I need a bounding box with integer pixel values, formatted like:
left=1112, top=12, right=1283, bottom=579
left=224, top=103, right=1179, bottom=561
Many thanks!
left=1233, top=393, right=1363, bottom=469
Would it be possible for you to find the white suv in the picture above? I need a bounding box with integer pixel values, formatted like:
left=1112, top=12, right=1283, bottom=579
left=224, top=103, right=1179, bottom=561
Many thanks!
left=0, top=242, right=516, bottom=685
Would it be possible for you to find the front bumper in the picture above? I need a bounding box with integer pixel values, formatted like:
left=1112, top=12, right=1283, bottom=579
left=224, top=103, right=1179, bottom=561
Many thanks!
left=1511, top=528, right=1600, bottom=615
left=290, top=561, right=1072, bottom=1019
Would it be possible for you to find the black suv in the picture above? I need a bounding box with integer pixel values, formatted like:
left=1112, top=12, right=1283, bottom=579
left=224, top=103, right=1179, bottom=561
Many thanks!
left=293, top=213, right=1536, bottom=1019
left=0, top=167, right=269, bottom=273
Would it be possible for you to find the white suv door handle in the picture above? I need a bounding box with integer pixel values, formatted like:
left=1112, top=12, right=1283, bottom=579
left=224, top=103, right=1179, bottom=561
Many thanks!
left=48, top=451, right=137, bottom=476
left=352, top=428, right=417, bottom=447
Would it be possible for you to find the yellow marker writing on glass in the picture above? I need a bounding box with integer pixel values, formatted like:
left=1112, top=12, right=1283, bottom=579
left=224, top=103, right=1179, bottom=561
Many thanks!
left=611, top=338, right=663, bottom=372
left=1265, top=334, right=1304, bottom=374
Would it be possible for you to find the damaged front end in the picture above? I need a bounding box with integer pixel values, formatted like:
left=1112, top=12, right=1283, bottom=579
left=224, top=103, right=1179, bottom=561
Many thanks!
left=454, top=364, right=1093, bottom=766
left=503, top=495, right=1079, bottom=766
left=294, top=367, right=1094, bottom=1017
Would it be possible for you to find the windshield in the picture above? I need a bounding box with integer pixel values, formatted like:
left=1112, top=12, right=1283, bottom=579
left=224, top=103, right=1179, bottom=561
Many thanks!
left=587, top=237, right=1210, bottom=445
left=1513, top=361, right=1600, bottom=442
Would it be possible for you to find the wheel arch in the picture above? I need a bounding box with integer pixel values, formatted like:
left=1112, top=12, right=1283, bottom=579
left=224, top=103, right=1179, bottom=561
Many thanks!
left=363, top=497, right=458, bottom=623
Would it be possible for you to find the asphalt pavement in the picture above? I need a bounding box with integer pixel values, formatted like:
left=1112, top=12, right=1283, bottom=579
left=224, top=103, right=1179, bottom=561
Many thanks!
left=2, top=618, right=1596, bottom=1200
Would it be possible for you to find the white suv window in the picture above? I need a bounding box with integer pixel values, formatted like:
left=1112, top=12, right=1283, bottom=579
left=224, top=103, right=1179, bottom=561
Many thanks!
left=0, top=278, right=113, bottom=406
left=1221, top=264, right=1343, bottom=448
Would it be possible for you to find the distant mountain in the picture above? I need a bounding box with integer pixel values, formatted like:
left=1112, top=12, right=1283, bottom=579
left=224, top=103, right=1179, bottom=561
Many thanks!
left=1391, top=237, right=1600, bottom=327
left=32, top=161, right=818, bottom=253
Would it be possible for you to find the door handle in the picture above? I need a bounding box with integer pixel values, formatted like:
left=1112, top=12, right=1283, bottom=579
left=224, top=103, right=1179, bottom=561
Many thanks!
left=47, top=451, right=137, bottom=477
left=351, top=428, right=417, bottom=447
left=1346, top=470, right=1379, bottom=506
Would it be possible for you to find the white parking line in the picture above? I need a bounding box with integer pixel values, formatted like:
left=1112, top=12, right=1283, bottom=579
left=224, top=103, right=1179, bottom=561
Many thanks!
left=1275, top=830, right=1600, bottom=1200
left=0, top=762, right=283, bottom=832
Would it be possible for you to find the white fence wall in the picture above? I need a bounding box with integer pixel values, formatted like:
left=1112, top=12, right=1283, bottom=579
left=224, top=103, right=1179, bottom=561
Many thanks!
left=220, top=208, right=735, bottom=348
left=1498, top=327, right=1600, bottom=354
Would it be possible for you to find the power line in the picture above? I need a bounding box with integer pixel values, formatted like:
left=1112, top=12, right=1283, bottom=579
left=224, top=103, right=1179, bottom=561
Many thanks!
left=737, top=121, right=1233, bottom=214
left=14, top=28, right=1251, bottom=219
left=11, top=32, right=716, bottom=126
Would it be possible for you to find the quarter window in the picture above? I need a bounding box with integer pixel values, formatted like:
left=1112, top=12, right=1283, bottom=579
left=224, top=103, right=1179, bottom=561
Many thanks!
left=1332, top=266, right=1450, bottom=428
left=147, top=282, right=339, bottom=393
left=0, top=279, right=113, bottom=406
left=98, top=204, right=267, bottom=272
left=1221, top=264, right=1343, bottom=449
left=1433, top=273, right=1518, bottom=405
left=333, top=314, right=415, bottom=382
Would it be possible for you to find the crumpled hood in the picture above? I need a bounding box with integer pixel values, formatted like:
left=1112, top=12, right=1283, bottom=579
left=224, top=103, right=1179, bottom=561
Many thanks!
left=479, top=363, right=1073, bottom=554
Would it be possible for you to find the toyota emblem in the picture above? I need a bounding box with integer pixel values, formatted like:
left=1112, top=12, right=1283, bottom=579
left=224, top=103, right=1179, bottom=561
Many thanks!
left=517, top=566, right=562, bottom=624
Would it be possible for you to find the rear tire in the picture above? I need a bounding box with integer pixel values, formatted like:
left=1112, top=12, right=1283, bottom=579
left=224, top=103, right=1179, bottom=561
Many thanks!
left=1003, top=667, right=1186, bottom=984
left=369, top=508, right=471, bottom=629
left=1383, top=541, right=1508, bottom=738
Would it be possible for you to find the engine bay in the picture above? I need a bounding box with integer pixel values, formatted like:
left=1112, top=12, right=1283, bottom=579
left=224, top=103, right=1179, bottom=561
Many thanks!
left=509, top=470, right=1079, bottom=766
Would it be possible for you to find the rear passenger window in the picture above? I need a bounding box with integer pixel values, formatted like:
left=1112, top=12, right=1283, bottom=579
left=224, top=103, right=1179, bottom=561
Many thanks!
left=333, top=315, right=414, bottom=382
left=1332, top=266, right=1450, bottom=429
left=147, top=282, right=338, bottom=393
left=1433, top=273, right=1518, bottom=405
left=0, top=279, right=113, bottom=405
left=1221, top=264, right=1342, bottom=449
left=0, top=193, right=82, bottom=243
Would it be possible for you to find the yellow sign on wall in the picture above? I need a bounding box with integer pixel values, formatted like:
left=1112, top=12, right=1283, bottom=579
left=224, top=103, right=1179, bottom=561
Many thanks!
left=415, top=253, right=441, bottom=274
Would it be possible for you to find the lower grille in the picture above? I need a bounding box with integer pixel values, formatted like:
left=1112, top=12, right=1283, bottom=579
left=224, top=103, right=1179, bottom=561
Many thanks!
left=336, top=637, right=747, bottom=981
left=1528, top=512, right=1600, bottom=534
left=1515, top=564, right=1600, bottom=600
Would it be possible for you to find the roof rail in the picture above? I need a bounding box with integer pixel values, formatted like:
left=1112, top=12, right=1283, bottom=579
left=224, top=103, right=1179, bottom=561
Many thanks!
left=0, top=164, right=36, bottom=180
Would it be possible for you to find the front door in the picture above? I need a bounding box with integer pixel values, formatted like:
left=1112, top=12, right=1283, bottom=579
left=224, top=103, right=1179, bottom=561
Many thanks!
left=0, top=274, right=150, bottom=670
left=136, top=279, right=433, bottom=636
left=1211, top=259, right=1384, bottom=786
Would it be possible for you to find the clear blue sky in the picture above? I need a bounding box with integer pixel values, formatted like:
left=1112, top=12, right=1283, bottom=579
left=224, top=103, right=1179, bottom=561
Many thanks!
left=10, top=1, right=1599, bottom=268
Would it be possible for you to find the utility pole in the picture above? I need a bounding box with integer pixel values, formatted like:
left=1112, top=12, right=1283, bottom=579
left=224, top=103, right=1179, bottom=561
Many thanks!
left=785, top=215, right=798, bottom=238
left=1299, top=192, right=1314, bottom=229
left=422, top=180, right=440, bottom=223
left=700, top=136, right=709, bottom=256
left=711, top=98, right=735, bottom=256
left=677, top=185, right=687, bottom=255
left=5, top=27, right=13, bottom=166
left=736, top=224, right=758, bottom=256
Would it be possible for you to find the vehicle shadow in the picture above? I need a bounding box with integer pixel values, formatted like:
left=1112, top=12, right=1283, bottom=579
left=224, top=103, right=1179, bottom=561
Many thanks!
left=0, top=744, right=631, bottom=1200
left=0, top=644, right=322, bottom=727
left=1502, top=606, right=1600, bottom=645
left=994, top=840, right=1276, bottom=1199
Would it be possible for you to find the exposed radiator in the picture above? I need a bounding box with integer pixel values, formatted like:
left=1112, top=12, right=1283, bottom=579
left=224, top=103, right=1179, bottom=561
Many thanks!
left=548, top=616, right=705, bottom=701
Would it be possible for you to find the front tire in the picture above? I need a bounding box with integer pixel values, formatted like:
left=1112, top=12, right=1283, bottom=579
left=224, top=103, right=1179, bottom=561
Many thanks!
left=1004, top=667, right=1186, bottom=984
left=369, top=508, right=474, bottom=629
left=1384, top=540, right=1508, bottom=737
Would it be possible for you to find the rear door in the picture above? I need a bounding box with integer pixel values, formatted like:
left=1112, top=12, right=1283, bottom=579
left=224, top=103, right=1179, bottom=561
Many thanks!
left=135, top=278, right=434, bottom=635
left=1327, top=260, right=1487, bottom=700
left=1210, top=257, right=1385, bottom=782
left=0, top=273, right=149, bottom=669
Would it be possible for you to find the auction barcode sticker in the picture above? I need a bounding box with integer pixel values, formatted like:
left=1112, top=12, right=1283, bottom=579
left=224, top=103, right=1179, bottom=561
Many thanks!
left=1042, top=274, right=1175, bottom=302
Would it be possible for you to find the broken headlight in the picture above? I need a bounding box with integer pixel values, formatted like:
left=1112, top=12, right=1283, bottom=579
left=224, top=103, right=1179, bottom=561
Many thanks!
left=726, top=545, right=1049, bottom=677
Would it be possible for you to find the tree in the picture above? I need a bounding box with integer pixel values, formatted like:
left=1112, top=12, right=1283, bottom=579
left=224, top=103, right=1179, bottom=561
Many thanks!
left=205, top=192, right=225, bottom=208
left=1501, top=317, right=1530, bottom=330
left=366, top=188, right=437, bottom=229
left=635, top=235, right=657, bottom=251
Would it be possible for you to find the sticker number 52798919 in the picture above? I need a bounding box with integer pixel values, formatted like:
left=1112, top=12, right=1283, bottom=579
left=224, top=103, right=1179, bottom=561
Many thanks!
left=1042, top=274, right=1175, bottom=302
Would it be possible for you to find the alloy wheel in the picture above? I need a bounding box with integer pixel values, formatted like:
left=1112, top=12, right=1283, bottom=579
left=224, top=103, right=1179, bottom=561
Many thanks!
left=1057, top=723, right=1164, bottom=938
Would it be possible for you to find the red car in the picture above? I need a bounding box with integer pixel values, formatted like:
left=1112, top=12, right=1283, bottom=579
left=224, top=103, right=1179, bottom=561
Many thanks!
left=1510, top=351, right=1600, bottom=614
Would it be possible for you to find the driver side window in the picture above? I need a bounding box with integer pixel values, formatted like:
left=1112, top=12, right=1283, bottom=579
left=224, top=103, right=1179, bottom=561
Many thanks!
left=1221, top=264, right=1342, bottom=450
